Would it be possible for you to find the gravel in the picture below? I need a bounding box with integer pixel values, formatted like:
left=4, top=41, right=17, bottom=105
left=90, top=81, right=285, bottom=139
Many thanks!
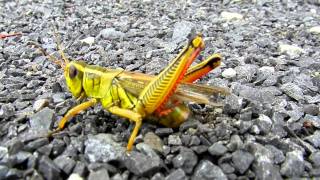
left=1, top=0, right=319, bottom=179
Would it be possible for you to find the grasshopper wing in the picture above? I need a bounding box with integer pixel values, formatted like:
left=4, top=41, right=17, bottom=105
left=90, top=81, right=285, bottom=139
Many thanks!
left=117, top=70, right=229, bottom=106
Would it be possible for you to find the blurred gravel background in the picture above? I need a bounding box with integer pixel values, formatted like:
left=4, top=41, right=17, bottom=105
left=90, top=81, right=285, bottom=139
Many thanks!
left=0, top=0, right=320, bottom=179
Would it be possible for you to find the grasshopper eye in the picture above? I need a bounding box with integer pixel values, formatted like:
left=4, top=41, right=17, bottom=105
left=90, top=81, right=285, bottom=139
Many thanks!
left=69, top=65, right=78, bottom=78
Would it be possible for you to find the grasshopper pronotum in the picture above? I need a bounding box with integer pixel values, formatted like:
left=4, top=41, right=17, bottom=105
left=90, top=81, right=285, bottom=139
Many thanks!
left=31, top=34, right=229, bottom=151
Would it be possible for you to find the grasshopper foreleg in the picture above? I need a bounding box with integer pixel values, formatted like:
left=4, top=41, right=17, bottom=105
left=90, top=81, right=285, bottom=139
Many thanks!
left=49, top=98, right=97, bottom=136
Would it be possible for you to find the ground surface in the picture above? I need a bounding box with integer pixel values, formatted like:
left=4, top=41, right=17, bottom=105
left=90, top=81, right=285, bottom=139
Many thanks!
left=0, top=0, right=320, bottom=179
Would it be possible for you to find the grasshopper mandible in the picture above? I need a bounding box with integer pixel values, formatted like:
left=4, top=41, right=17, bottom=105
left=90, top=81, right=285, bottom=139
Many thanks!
left=31, top=34, right=229, bottom=151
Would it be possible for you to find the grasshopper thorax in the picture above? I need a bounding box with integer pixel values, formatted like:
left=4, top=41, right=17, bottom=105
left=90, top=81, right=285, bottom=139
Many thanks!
left=64, top=61, right=87, bottom=98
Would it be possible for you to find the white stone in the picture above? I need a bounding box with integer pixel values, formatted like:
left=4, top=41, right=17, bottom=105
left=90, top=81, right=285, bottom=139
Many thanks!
left=259, top=66, right=275, bottom=73
left=80, top=37, right=95, bottom=45
left=68, top=174, right=83, bottom=180
left=33, top=99, right=49, bottom=112
left=309, top=26, right=320, bottom=34
left=220, top=11, right=243, bottom=21
left=222, top=68, right=237, bottom=79
left=279, top=44, right=304, bottom=58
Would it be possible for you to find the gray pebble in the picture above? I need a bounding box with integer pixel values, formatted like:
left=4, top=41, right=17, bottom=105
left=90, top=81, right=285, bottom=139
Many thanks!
left=255, top=114, right=272, bottom=134
left=232, top=150, right=254, bottom=174
left=155, top=128, right=174, bottom=137
left=85, top=134, right=125, bottom=163
left=172, top=21, right=194, bottom=44
left=72, top=161, right=88, bottom=177
left=208, top=142, right=228, bottom=156
left=151, top=172, right=165, bottom=180
left=165, top=168, right=187, bottom=180
left=54, top=156, right=76, bottom=175
left=0, top=104, right=15, bottom=119
left=305, top=130, right=320, bottom=148
left=280, top=150, right=305, bottom=177
left=88, top=168, right=109, bottom=180
left=24, top=138, right=49, bottom=152
left=172, top=148, right=198, bottom=174
left=303, top=104, right=319, bottom=116
left=38, top=156, right=61, bottom=180
left=168, top=135, right=182, bottom=146
left=309, top=151, right=320, bottom=168
left=124, top=143, right=162, bottom=176
left=223, top=94, right=243, bottom=115
left=29, top=107, right=55, bottom=130
left=99, top=28, right=124, bottom=40
left=192, top=160, right=227, bottom=180
left=265, top=145, right=285, bottom=165
left=143, top=132, right=164, bottom=153
left=281, top=83, right=304, bottom=101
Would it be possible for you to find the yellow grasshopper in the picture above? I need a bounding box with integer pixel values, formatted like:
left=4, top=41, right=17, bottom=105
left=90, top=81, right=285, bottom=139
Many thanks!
left=31, top=34, right=229, bottom=151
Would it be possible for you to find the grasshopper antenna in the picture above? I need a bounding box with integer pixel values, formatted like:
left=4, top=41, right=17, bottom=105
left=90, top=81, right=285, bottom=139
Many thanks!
left=52, top=25, right=69, bottom=66
left=27, top=41, right=66, bottom=70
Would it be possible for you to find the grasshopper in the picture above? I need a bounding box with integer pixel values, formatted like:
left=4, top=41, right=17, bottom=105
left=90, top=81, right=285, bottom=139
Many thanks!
left=32, top=34, right=229, bottom=151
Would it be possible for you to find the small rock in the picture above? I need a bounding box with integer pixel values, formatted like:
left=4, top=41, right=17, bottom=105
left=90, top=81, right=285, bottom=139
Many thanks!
left=143, top=132, right=164, bottom=153
left=192, top=160, right=227, bottom=180
left=80, top=37, right=95, bottom=46
left=151, top=172, right=164, bottom=180
left=232, top=150, right=254, bottom=174
left=168, top=135, right=182, bottom=146
left=87, top=168, right=109, bottom=180
left=0, top=165, right=9, bottom=179
left=51, top=139, right=66, bottom=157
left=155, top=128, right=173, bottom=137
left=33, top=99, right=50, bottom=112
left=68, top=173, right=83, bottom=180
left=248, top=142, right=282, bottom=180
left=72, top=161, right=87, bottom=177
left=265, top=145, right=285, bottom=165
left=52, top=93, right=66, bottom=103
left=223, top=94, right=243, bottom=115
left=220, top=11, right=243, bottom=21
left=281, top=83, right=304, bottom=101
left=219, top=163, right=235, bottom=174
left=222, top=68, right=237, bottom=79
left=303, top=104, right=319, bottom=116
left=172, top=148, right=198, bottom=174
left=85, top=134, right=125, bottom=163
left=191, top=145, right=208, bottom=154
left=29, top=107, right=55, bottom=130
left=255, top=114, right=272, bottom=134
left=208, top=142, right=228, bottom=156
left=124, top=143, right=162, bottom=176
left=99, top=28, right=124, bottom=40
left=279, top=44, right=304, bottom=58
left=179, top=120, right=199, bottom=132
left=309, top=151, right=320, bottom=167
left=227, top=134, right=243, bottom=151
left=280, top=150, right=305, bottom=177
left=38, top=156, right=61, bottom=180
left=165, top=168, right=187, bottom=180
left=305, top=131, right=320, bottom=148
left=172, top=21, right=194, bottom=44
left=309, top=26, right=320, bottom=34
left=54, top=156, right=76, bottom=175
left=24, top=138, right=49, bottom=152
left=0, top=104, right=15, bottom=119
left=189, top=136, right=201, bottom=146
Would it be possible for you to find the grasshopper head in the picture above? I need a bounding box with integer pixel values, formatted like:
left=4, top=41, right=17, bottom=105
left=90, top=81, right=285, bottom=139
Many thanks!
left=64, top=61, right=87, bottom=98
